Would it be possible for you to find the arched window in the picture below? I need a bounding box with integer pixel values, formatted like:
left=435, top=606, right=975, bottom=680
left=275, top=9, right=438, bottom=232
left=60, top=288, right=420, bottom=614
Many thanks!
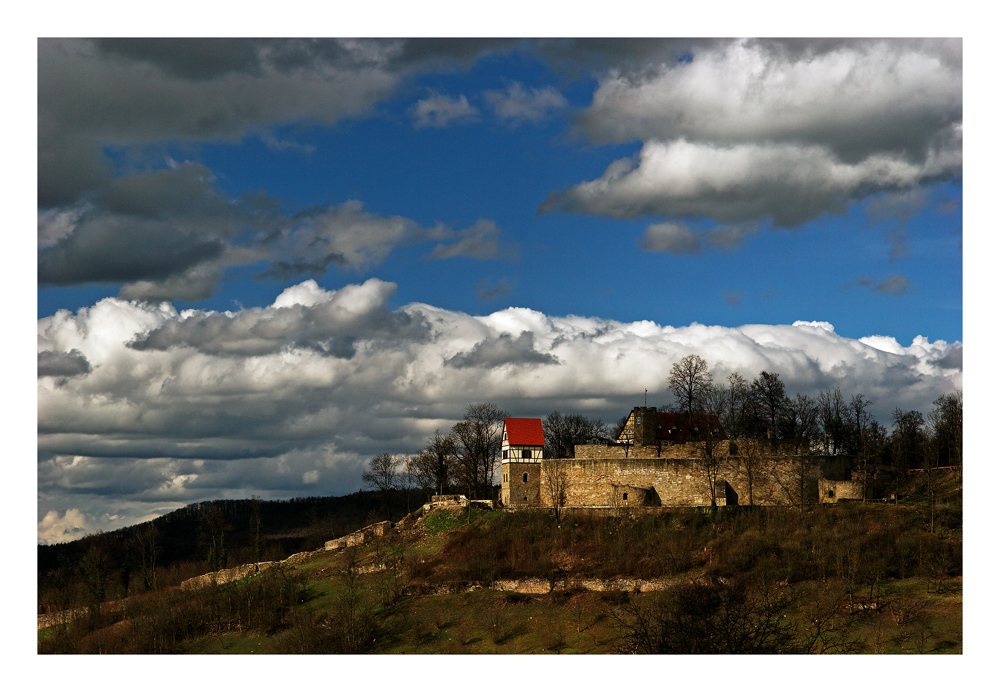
left=522, top=472, right=528, bottom=483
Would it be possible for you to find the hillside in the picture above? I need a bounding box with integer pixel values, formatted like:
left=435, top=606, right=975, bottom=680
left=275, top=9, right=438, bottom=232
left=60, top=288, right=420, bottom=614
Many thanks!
left=38, top=474, right=962, bottom=654
left=37, top=487, right=428, bottom=609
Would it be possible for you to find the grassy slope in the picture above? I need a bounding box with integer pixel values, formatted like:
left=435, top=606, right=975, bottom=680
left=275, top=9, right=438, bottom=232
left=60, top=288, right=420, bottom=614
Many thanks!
left=40, top=484, right=963, bottom=654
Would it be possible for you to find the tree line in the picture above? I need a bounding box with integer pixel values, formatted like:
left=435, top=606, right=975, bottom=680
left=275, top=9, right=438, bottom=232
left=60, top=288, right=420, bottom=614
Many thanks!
left=362, top=359, right=961, bottom=514
left=666, top=354, right=962, bottom=506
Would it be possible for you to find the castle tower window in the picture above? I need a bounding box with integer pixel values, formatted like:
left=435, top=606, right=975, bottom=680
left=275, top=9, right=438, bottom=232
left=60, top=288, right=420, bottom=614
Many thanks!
left=523, top=472, right=528, bottom=483
left=503, top=449, right=508, bottom=459
left=622, top=493, right=628, bottom=501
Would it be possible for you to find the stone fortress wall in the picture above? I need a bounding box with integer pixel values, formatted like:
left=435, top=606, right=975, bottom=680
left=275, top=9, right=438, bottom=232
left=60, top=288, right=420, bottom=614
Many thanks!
left=501, top=407, right=855, bottom=511
left=530, top=450, right=852, bottom=509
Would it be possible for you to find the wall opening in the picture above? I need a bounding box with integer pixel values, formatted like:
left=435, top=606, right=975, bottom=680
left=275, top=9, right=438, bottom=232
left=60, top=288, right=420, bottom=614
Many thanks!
left=523, top=472, right=528, bottom=483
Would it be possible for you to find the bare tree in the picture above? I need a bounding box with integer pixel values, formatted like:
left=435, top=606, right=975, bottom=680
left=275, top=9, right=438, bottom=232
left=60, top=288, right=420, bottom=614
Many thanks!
left=668, top=355, right=712, bottom=433
left=452, top=402, right=508, bottom=500
left=200, top=503, right=229, bottom=572
left=362, top=452, right=400, bottom=521
left=781, top=394, right=819, bottom=454
left=845, top=394, right=876, bottom=501
left=698, top=384, right=729, bottom=509
left=890, top=408, right=926, bottom=500
left=718, top=373, right=751, bottom=440
left=817, top=387, right=848, bottom=455
left=931, top=390, right=962, bottom=468
left=751, top=371, right=787, bottom=440
left=543, top=411, right=605, bottom=459
left=542, top=460, right=570, bottom=523
left=133, top=523, right=160, bottom=592
left=78, top=536, right=113, bottom=622
left=413, top=430, right=458, bottom=498
left=732, top=435, right=768, bottom=507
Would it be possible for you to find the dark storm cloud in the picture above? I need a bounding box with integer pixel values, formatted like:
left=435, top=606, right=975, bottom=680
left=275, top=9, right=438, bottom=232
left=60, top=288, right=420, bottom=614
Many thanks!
left=38, top=217, right=227, bottom=286
left=37, top=163, right=252, bottom=291
left=37, top=159, right=515, bottom=300
left=446, top=331, right=561, bottom=369
left=37, top=38, right=400, bottom=207
left=933, top=346, right=962, bottom=370
left=95, top=38, right=292, bottom=80
left=37, top=349, right=92, bottom=378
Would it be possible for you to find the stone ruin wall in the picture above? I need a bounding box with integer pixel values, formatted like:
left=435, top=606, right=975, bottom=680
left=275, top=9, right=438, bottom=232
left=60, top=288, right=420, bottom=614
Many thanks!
left=537, top=451, right=852, bottom=509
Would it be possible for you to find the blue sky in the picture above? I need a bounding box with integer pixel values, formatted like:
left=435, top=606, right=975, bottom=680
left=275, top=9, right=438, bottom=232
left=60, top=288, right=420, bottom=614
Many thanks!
left=36, top=37, right=963, bottom=543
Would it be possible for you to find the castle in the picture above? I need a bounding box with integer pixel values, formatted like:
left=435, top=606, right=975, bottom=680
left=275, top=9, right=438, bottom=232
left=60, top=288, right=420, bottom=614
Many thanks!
left=500, top=407, right=865, bottom=510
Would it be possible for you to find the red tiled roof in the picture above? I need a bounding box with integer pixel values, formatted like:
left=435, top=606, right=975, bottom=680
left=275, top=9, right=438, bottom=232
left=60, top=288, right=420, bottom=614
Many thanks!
left=504, top=418, right=545, bottom=446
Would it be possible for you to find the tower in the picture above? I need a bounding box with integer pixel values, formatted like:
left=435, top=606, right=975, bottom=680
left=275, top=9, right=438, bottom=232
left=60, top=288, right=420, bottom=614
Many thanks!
left=499, top=417, right=545, bottom=507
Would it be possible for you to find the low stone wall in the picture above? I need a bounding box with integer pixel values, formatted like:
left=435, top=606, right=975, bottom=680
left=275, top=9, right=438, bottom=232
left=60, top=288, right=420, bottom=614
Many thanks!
left=325, top=520, right=393, bottom=551
left=180, top=561, right=277, bottom=591
left=409, top=576, right=686, bottom=596
left=37, top=606, right=88, bottom=631
left=819, top=478, right=870, bottom=503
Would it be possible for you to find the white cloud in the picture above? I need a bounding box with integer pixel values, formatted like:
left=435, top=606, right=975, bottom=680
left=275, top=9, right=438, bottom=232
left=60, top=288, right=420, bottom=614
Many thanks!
left=542, top=136, right=961, bottom=227
left=579, top=39, right=960, bottom=157
left=38, top=280, right=962, bottom=540
left=411, top=93, right=478, bottom=128
left=545, top=38, right=961, bottom=230
left=37, top=508, right=92, bottom=545
left=484, top=82, right=568, bottom=123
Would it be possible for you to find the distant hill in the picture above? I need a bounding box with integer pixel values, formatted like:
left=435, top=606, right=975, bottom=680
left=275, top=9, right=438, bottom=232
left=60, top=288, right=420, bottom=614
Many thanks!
left=38, top=487, right=430, bottom=608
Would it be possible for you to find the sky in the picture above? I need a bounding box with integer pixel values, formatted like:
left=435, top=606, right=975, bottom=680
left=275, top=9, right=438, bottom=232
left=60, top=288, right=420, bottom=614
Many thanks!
left=35, top=35, right=964, bottom=544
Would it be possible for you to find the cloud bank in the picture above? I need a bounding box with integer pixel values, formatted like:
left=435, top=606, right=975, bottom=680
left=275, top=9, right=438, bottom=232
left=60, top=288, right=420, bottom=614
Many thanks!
left=543, top=38, right=961, bottom=230
left=38, top=280, right=961, bottom=543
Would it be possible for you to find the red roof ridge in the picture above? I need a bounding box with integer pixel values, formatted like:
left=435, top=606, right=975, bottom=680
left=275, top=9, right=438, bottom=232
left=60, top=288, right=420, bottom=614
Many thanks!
left=504, top=417, right=545, bottom=446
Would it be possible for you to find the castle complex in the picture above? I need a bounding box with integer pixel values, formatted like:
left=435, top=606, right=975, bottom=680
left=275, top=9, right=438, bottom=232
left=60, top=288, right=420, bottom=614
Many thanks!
left=500, top=407, right=864, bottom=510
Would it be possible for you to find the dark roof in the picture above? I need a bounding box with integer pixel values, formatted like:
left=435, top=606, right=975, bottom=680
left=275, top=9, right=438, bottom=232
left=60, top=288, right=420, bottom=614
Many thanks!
left=655, top=412, right=724, bottom=442
left=504, top=418, right=545, bottom=446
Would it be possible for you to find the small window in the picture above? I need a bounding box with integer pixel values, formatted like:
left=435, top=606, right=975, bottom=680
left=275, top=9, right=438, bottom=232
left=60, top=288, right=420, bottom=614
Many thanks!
left=729, top=442, right=738, bottom=455
left=522, top=449, right=531, bottom=459
left=523, top=472, right=528, bottom=483
left=502, top=449, right=508, bottom=459
left=827, top=489, right=835, bottom=498
left=622, top=492, right=628, bottom=501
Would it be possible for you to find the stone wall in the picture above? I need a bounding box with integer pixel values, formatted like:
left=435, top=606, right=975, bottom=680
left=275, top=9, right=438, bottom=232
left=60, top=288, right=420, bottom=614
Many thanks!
left=502, top=461, right=541, bottom=508
left=325, top=520, right=393, bottom=551
left=180, top=561, right=276, bottom=591
left=819, top=478, right=870, bottom=503
left=534, top=453, right=852, bottom=509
